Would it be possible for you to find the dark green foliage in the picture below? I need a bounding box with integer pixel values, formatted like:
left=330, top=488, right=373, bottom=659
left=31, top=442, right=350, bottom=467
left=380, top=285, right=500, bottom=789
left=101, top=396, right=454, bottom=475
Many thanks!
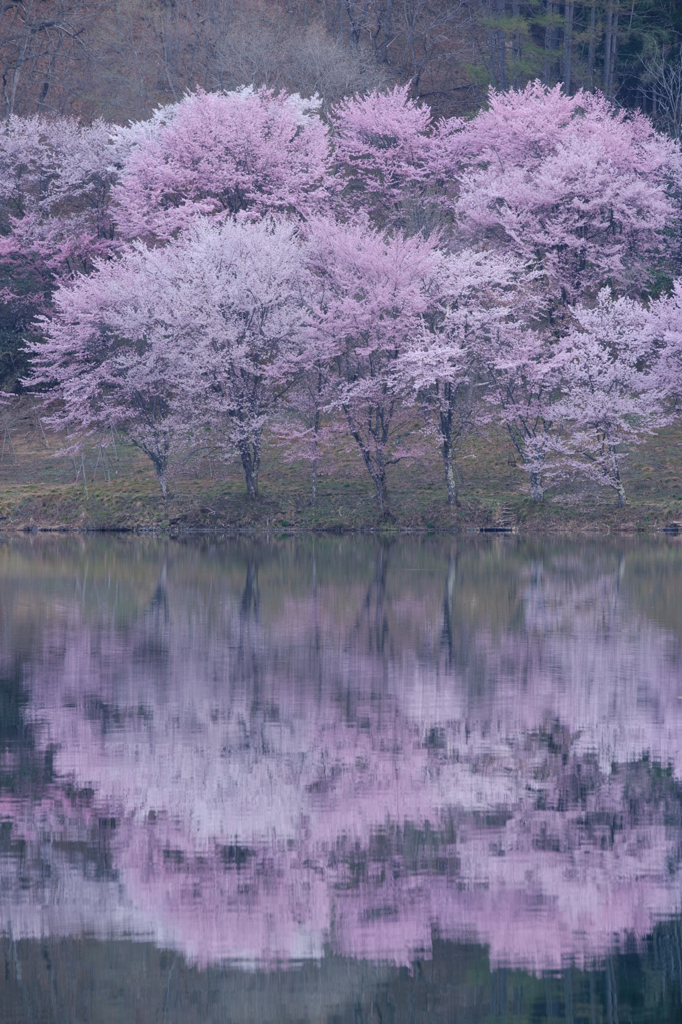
left=481, top=1, right=682, bottom=122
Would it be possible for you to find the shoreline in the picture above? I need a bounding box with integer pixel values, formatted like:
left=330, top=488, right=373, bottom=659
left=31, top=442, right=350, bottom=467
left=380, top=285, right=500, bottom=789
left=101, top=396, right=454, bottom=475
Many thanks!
left=2, top=402, right=681, bottom=538
left=1, top=482, right=679, bottom=536
left=3, top=520, right=679, bottom=537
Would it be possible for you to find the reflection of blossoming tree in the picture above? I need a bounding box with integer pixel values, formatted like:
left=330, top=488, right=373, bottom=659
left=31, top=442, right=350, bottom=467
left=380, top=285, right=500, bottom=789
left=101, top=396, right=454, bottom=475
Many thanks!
left=1, top=538, right=682, bottom=970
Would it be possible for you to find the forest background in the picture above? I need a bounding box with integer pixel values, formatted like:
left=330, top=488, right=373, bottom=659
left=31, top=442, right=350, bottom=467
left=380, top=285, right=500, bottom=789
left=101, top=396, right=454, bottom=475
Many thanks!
left=1, top=0, right=682, bottom=534
left=2, top=0, right=682, bottom=125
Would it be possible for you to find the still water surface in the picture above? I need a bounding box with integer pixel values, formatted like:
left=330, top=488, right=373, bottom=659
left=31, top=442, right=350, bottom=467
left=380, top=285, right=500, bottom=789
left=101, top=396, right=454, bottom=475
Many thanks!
left=1, top=534, right=681, bottom=1022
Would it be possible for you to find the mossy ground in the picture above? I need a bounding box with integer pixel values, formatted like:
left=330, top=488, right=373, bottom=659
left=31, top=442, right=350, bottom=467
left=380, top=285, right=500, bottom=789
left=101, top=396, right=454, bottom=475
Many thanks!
left=1, top=400, right=681, bottom=533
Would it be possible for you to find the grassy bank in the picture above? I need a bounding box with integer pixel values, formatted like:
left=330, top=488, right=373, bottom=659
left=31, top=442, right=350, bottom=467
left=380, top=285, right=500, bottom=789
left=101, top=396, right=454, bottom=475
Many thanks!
left=1, top=401, right=681, bottom=533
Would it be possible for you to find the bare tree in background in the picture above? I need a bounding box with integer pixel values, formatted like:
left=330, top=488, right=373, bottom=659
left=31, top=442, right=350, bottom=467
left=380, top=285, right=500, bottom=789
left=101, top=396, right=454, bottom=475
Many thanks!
left=1, top=0, right=681, bottom=130
left=642, top=43, right=682, bottom=141
left=0, top=0, right=103, bottom=116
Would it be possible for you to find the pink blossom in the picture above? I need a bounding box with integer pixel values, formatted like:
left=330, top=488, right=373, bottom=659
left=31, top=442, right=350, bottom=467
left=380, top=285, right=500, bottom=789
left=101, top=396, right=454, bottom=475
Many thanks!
left=113, top=87, right=332, bottom=242
left=440, top=82, right=682, bottom=308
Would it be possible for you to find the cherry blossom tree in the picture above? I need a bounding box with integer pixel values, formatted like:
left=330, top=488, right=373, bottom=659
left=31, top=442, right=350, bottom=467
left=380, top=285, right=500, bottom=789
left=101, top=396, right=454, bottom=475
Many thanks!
left=648, top=281, right=682, bottom=411
left=113, top=87, right=332, bottom=243
left=396, top=249, right=520, bottom=507
left=438, top=82, right=682, bottom=315
left=0, top=114, right=119, bottom=387
left=175, top=218, right=309, bottom=499
left=9, top=79, right=682, bottom=512
left=27, top=217, right=308, bottom=499
left=481, top=326, right=568, bottom=503
left=273, top=360, right=338, bottom=507
left=306, top=217, right=443, bottom=518
left=330, top=85, right=439, bottom=234
left=558, top=289, right=670, bottom=507
left=25, top=242, right=193, bottom=497
left=0, top=114, right=117, bottom=281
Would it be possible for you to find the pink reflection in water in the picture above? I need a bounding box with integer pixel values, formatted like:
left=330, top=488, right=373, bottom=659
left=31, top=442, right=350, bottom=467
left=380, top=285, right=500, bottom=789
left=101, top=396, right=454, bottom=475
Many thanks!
left=1, top=542, right=681, bottom=970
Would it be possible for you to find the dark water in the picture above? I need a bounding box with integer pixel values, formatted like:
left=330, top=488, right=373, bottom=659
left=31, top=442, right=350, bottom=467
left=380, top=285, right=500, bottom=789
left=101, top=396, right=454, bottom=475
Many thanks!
left=1, top=534, right=682, bottom=1023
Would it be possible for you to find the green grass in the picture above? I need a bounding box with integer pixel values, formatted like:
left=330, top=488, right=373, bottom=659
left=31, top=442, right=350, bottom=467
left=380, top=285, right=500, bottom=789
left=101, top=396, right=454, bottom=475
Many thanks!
left=1, top=400, right=681, bottom=533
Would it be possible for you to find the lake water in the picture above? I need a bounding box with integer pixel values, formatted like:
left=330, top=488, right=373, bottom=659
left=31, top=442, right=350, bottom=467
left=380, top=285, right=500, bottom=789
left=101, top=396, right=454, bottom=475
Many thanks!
left=1, top=534, right=681, bottom=1022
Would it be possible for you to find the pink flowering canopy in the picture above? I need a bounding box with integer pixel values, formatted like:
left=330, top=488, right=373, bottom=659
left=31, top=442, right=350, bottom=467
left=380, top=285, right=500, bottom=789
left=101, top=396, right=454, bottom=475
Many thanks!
left=305, top=216, right=443, bottom=515
left=441, top=82, right=682, bottom=309
left=1, top=78, right=681, bottom=509
left=26, top=239, right=194, bottom=495
left=330, top=85, right=439, bottom=232
left=27, top=217, right=309, bottom=498
left=557, top=288, right=672, bottom=505
left=0, top=113, right=119, bottom=321
left=395, top=248, right=523, bottom=506
left=113, top=87, right=333, bottom=242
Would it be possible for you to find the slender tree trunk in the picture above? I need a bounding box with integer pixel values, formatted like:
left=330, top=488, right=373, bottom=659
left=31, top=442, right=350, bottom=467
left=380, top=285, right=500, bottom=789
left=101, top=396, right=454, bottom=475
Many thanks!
left=603, top=3, right=613, bottom=95
left=607, top=6, right=619, bottom=98
left=439, top=401, right=460, bottom=507
left=511, top=0, right=521, bottom=86
left=495, top=0, right=507, bottom=91
left=443, top=443, right=460, bottom=507
left=609, top=447, right=626, bottom=506
left=543, top=2, right=554, bottom=85
left=344, top=407, right=392, bottom=519
left=155, top=466, right=168, bottom=499
left=238, top=439, right=260, bottom=499
left=372, top=464, right=391, bottom=519
left=587, top=1, right=597, bottom=89
left=311, top=408, right=320, bottom=506
left=341, top=387, right=398, bottom=520
left=487, top=0, right=498, bottom=87
left=529, top=469, right=544, bottom=502
left=384, top=0, right=393, bottom=52
left=8, top=64, right=22, bottom=118
left=506, top=424, right=545, bottom=501
left=374, top=0, right=393, bottom=62
left=562, top=2, right=574, bottom=93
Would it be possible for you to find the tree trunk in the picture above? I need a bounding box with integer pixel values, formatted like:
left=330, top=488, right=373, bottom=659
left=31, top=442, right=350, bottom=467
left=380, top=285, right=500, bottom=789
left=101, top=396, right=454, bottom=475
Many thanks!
left=150, top=457, right=169, bottom=498
left=495, top=0, right=507, bottom=91
left=442, top=437, right=460, bottom=507
left=238, top=440, right=260, bottom=499
left=543, top=2, right=554, bottom=85
left=364, top=447, right=392, bottom=518
left=530, top=469, right=544, bottom=502
left=344, top=406, right=393, bottom=520
left=603, top=3, right=613, bottom=96
left=311, top=407, right=320, bottom=506
left=511, top=0, right=521, bottom=86
left=562, top=2, right=574, bottom=93
left=487, top=0, right=498, bottom=87
left=587, top=1, right=597, bottom=89
left=374, top=0, right=393, bottom=62
left=506, top=423, right=545, bottom=502
left=608, top=6, right=619, bottom=98
left=372, top=463, right=391, bottom=520
left=609, top=447, right=626, bottom=506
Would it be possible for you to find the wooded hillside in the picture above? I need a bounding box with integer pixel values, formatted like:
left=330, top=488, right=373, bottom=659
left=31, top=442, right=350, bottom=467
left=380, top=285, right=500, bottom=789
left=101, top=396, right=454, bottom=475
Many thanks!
left=1, top=1, right=681, bottom=124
